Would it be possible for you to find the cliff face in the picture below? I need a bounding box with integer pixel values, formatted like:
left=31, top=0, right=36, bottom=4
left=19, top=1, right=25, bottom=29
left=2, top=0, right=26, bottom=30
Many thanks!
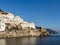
left=0, top=9, right=49, bottom=38
left=0, top=29, right=49, bottom=38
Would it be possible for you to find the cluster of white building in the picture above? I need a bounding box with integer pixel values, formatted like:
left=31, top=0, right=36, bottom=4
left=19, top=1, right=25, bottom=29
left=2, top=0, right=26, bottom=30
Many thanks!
left=0, top=11, right=36, bottom=31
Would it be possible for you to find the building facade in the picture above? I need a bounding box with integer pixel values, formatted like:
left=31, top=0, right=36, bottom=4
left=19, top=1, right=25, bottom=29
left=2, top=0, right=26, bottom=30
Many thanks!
left=0, top=21, right=5, bottom=31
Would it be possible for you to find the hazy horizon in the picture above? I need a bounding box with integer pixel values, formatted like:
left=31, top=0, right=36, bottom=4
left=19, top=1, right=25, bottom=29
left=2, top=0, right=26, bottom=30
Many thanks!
left=0, top=0, right=60, bottom=32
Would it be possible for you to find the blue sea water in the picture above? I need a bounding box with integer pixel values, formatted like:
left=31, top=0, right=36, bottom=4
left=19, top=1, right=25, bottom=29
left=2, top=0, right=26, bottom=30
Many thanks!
left=0, top=34, right=60, bottom=45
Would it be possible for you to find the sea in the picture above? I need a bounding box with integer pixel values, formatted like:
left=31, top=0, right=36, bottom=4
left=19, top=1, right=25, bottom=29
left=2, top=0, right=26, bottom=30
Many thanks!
left=0, top=34, right=60, bottom=45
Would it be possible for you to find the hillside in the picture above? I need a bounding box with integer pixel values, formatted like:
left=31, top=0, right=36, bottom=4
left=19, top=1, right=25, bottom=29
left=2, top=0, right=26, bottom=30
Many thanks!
left=46, top=28, right=57, bottom=34
left=35, top=26, right=57, bottom=34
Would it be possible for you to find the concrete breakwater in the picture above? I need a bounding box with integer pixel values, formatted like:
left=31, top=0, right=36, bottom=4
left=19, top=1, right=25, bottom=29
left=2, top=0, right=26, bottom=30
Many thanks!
left=0, top=29, right=49, bottom=38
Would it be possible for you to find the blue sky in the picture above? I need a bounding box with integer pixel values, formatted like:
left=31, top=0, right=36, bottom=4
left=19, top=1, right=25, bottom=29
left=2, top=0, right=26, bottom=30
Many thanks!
left=0, top=0, right=60, bottom=31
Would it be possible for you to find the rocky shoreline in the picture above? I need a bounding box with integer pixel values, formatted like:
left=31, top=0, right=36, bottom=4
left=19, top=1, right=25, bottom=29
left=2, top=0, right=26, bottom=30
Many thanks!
left=0, top=29, right=49, bottom=39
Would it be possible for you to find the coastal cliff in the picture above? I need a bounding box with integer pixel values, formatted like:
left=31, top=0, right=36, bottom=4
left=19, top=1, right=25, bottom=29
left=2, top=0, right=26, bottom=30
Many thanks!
left=0, top=29, right=49, bottom=38
left=0, top=26, right=49, bottom=38
left=0, top=9, right=49, bottom=38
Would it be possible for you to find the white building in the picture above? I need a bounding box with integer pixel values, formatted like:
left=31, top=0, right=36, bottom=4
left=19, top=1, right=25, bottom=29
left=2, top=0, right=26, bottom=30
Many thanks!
left=0, top=20, right=5, bottom=31
left=0, top=11, right=36, bottom=31
left=11, top=16, right=23, bottom=23
left=0, top=12, right=14, bottom=23
left=21, top=21, right=36, bottom=29
left=0, top=12, right=14, bottom=31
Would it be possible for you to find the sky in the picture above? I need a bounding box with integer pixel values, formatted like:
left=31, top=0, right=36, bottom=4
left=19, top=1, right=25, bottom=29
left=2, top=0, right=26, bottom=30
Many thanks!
left=0, top=0, right=60, bottom=32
